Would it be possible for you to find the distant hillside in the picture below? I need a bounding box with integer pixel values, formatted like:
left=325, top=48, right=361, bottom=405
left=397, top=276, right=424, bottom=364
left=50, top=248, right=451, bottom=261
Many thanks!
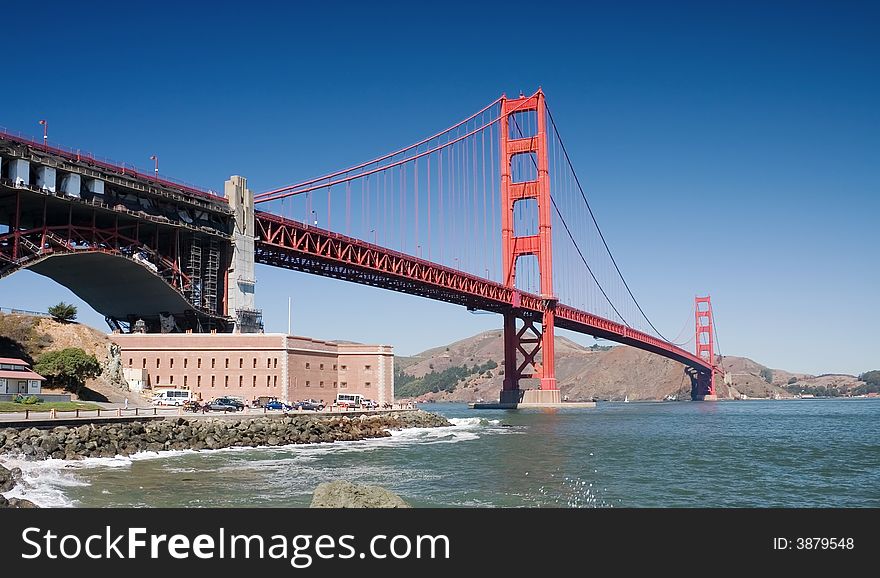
left=393, top=330, right=862, bottom=402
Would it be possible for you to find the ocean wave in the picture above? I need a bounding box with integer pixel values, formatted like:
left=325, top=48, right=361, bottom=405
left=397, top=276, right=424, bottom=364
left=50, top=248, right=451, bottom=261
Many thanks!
left=0, top=422, right=485, bottom=507
left=0, top=456, right=87, bottom=508
left=449, top=417, right=503, bottom=427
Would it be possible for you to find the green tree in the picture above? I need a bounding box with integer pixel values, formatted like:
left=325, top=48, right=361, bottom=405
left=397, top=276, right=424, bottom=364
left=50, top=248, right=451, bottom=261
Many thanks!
left=47, top=302, right=77, bottom=322
left=760, top=367, right=773, bottom=384
left=34, top=348, right=101, bottom=393
left=859, top=370, right=880, bottom=387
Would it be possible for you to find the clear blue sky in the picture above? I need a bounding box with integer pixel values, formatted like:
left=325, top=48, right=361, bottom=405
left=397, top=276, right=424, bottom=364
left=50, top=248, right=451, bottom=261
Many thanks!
left=1, top=1, right=877, bottom=375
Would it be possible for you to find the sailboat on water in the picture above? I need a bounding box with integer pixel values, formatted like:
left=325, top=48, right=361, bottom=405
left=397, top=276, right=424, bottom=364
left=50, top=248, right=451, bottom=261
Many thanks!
left=623, top=394, right=629, bottom=403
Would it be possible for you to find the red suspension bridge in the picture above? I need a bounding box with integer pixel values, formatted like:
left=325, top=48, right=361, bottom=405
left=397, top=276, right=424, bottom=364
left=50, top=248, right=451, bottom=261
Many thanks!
left=0, top=89, right=721, bottom=401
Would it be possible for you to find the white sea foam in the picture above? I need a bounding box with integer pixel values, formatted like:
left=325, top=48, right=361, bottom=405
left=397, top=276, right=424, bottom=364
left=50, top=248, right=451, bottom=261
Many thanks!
left=0, top=418, right=491, bottom=507
left=0, top=456, right=87, bottom=508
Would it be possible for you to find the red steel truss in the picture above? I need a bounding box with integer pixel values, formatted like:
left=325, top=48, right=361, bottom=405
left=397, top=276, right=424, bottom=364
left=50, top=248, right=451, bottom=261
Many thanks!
left=253, top=211, right=713, bottom=374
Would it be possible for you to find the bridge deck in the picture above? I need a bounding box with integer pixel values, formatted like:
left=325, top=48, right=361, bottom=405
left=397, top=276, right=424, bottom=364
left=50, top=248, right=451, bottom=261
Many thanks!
left=254, top=211, right=713, bottom=374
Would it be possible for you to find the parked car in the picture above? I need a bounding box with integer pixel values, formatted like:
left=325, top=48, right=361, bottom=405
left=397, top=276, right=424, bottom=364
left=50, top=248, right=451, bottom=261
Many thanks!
left=265, top=400, right=293, bottom=411
left=361, top=398, right=378, bottom=409
left=208, top=397, right=245, bottom=412
left=294, top=399, right=325, bottom=411
left=252, top=396, right=277, bottom=408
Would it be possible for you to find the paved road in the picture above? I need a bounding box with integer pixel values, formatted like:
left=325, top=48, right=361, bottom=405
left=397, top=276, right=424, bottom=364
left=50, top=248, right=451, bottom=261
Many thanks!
left=0, top=404, right=417, bottom=425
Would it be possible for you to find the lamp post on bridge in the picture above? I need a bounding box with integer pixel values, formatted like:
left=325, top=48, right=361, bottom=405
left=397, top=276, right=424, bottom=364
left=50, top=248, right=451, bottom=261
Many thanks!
left=150, top=155, right=158, bottom=179
left=369, top=229, right=377, bottom=244
left=311, top=210, right=317, bottom=226
left=38, top=119, right=47, bottom=148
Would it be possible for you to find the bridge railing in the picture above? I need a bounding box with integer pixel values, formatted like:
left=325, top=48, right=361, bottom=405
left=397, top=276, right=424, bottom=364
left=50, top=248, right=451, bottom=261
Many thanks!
left=0, top=126, right=225, bottom=202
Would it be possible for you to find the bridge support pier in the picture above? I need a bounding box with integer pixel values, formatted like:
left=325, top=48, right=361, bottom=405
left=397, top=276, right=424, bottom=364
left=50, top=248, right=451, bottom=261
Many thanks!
left=498, top=308, right=561, bottom=407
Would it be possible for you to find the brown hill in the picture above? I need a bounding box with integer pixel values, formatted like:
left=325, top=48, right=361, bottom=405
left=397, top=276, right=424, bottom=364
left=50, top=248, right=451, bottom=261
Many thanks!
left=395, top=330, right=860, bottom=402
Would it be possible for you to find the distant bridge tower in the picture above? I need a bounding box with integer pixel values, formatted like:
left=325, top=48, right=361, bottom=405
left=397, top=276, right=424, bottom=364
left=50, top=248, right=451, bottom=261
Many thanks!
left=498, top=89, right=559, bottom=405
left=691, top=295, right=717, bottom=400
left=225, top=175, right=262, bottom=333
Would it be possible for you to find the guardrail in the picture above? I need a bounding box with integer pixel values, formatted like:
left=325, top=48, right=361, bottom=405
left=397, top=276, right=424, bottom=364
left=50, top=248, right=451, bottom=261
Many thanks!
left=0, top=126, right=224, bottom=202
left=2, top=404, right=417, bottom=422
left=0, top=306, right=51, bottom=317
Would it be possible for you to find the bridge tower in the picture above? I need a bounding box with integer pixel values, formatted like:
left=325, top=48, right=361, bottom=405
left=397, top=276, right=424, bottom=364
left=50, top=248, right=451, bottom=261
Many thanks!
left=692, top=295, right=717, bottom=400
left=225, top=175, right=262, bottom=333
left=498, top=90, right=559, bottom=405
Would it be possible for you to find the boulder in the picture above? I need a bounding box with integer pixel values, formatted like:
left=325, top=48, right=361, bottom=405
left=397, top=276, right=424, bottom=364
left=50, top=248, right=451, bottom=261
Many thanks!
left=0, top=464, right=17, bottom=492
left=310, top=480, right=411, bottom=508
left=7, top=497, right=40, bottom=508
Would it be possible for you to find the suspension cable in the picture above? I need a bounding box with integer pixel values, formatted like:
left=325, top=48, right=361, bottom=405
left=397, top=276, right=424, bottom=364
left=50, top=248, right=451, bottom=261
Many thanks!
left=509, top=113, right=628, bottom=325
left=545, top=103, right=676, bottom=343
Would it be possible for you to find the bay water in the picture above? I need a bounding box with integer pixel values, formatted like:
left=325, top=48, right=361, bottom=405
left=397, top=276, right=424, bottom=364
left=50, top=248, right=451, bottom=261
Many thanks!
left=3, top=399, right=877, bottom=508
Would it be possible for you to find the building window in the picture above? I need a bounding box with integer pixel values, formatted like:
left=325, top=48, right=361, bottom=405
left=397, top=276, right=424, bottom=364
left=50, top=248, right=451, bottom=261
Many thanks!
left=156, top=376, right=160, bottom=384
left=211, top=376, right=215, bottom=387
left=365, top=365, right=371, bottom=371
left=333, top=364, right=337, bottom=370
left=169, top=375, right=174, bottom=384
left=170, top=358, right=174, bottom=369
left=365, top=382, right=371, bottom=387
left=225, top=358, right=229, bottom=369
left=267, top=359, right=271, bottom=369
left=128, top=358, right=133, bottom=367
left=273, top=358, right=277, bottom=368
left=333, top=382, right=338, bottom=388
left=211, top=358, right=215, bottom=369
left=253, top=358, right=256, bottom=369
left=142, top=358, right=146, bottom=369
left=239, top=376, right=243, bottom=387
left=198, top=358, right=202, bottom=369
left=239, top=358, right=243, bottom=369
left=225, top=376, right=229, bottom=387
left=156, top=358, right=160, bottom=368
left=184, top=359, right=188, bottom=369
left=183, top=375, right=187, bottom=386
left=305, top=381, right=310, bottom=387
left=267, top=376, right=271, bottom=386
left=197, top=376, right=201, bottom=387
left=340, top=365, right=347, bottom=370
left=305, top=362, right=310, bottom=369
left=340, top=382, right=347, bottom=389
left=320, top=381, right=324, bottom=388
left=273, top=376, right=277, bottom=387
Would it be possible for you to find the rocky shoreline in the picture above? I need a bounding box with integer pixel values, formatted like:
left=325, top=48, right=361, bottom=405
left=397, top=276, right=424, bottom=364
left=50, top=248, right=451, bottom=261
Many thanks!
left=0, top=410, right=451, bottom=507
left=0, top=410, right=451, bottom=461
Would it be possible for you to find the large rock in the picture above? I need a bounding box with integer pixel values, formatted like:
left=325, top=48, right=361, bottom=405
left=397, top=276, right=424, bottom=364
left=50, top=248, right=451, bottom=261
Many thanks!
left=5, top=497, right=40, bottom=508
left=310, top=480, right=411, bottom=508
left=0, top=464, right=19, bottom=492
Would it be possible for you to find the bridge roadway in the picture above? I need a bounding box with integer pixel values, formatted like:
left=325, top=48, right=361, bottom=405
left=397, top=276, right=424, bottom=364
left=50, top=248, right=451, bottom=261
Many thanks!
left=0, top=128, right=715, bottom=388
left=253, top=211, right=713, bottom=375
